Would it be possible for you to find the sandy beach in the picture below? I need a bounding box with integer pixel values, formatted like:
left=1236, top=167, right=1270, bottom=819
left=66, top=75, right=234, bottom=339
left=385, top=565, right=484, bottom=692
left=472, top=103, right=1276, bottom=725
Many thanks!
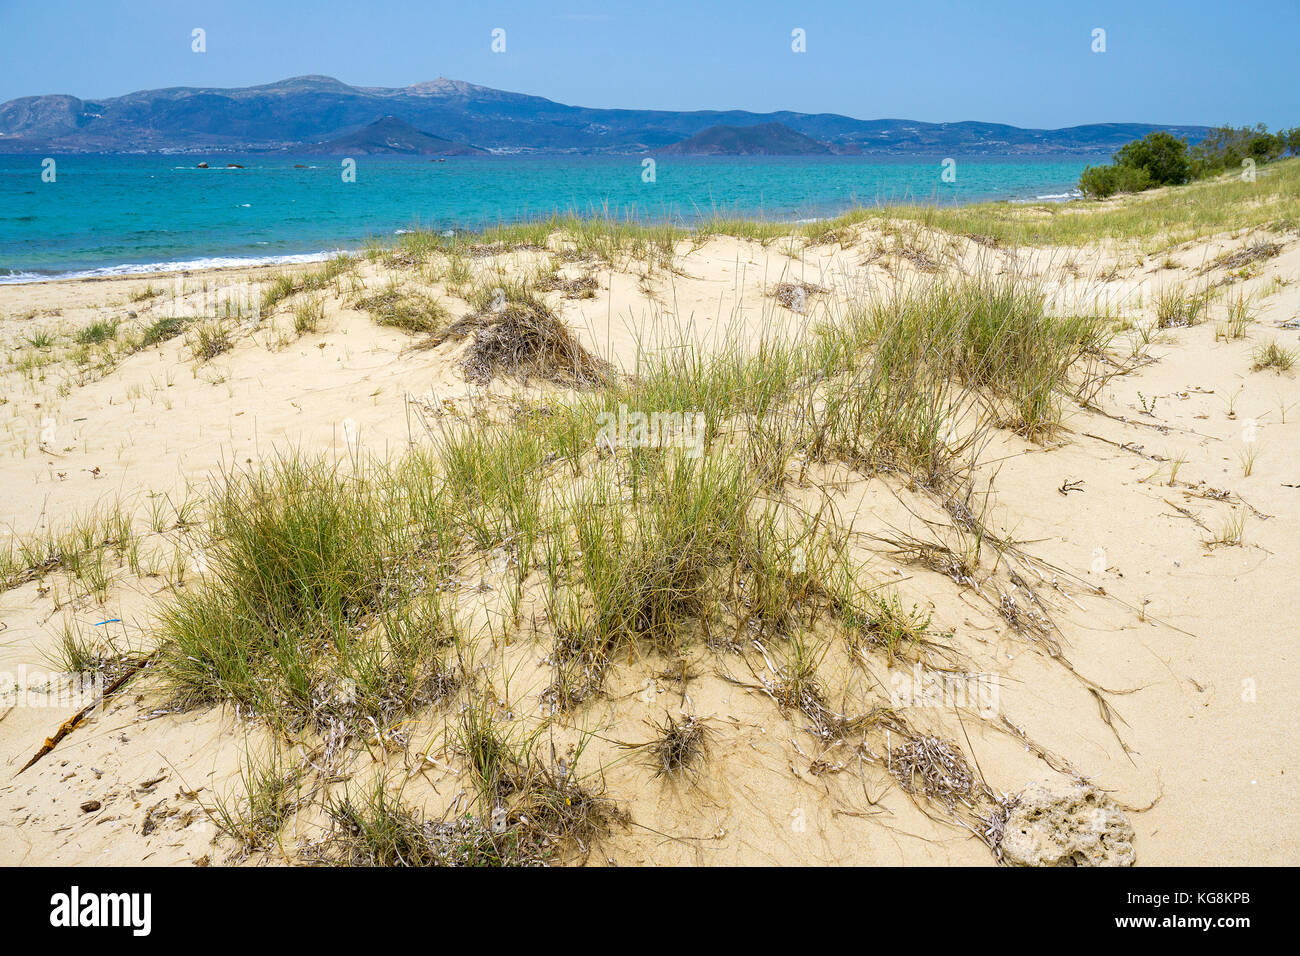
left=1, top=170, right=1297, bottom=867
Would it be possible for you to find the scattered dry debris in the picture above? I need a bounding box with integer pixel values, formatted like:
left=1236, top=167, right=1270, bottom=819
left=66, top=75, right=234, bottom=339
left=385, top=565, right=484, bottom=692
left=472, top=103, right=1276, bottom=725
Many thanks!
left=467, top=241, right=545, bottom=259
left=1200, top=240, right=1282, bottom=274
left=895, top=248, right=941, bottom=273
left=537, top=272, right=599, bottom=299
left=771, top=281, right=829, bottom=313
left=889, top=735, right=977, bottom=810
left=636, top=713, right=710, bottom=778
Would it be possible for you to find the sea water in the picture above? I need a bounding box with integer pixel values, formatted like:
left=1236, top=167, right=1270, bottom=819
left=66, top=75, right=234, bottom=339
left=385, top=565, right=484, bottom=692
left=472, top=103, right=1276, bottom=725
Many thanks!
left=0, top=153, right=1096, bottom=282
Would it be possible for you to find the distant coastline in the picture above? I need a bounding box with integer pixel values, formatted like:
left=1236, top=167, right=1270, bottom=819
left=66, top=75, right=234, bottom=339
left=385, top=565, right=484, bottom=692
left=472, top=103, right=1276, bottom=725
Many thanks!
left=0, top=74, right=1211, bottom=156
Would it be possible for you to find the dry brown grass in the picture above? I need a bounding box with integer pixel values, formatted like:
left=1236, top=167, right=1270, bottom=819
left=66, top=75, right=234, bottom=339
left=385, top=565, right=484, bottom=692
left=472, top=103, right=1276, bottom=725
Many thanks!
left=636, top=713, right=711, bottom=778
left=436, top=296, right=610, bottom=386
left=1201, top=240, right=1283, bottom=274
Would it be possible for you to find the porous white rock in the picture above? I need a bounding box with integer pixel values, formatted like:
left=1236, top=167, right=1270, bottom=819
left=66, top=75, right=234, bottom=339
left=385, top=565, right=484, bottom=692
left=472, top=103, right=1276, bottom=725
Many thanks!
left=999, top=781, right=1135, bottom=867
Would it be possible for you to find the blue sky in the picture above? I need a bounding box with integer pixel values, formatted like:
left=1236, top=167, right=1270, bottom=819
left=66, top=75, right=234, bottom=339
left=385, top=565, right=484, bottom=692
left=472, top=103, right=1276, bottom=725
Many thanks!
left=1, top=0, right=1296, bottom=129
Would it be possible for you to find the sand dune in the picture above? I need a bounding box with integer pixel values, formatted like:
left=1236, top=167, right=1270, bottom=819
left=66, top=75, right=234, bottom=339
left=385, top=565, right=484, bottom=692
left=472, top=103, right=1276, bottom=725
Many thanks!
left=1, top=196, right=1297, bottom=866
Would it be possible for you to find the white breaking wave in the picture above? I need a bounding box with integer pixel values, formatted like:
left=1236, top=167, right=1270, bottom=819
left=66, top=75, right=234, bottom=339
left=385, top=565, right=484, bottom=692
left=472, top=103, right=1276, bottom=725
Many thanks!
left=1009, top=189, right=1083, bottom=205
left=0, top=250, right=353, bottom=286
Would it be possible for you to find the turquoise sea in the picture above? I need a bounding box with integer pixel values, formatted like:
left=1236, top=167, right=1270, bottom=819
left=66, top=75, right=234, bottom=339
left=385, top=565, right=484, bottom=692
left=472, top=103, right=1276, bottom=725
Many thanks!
left=0, top=154, right=1098, bottom=282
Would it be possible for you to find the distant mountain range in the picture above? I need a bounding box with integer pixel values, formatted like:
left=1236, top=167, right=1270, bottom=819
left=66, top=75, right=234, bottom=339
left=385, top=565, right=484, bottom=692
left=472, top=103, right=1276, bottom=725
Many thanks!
left=0, top=74, right=1212, bottom=156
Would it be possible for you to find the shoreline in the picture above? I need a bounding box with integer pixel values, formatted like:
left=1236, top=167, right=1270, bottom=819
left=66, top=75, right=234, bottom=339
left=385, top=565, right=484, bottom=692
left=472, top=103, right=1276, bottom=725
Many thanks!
left=0, top=158, right=1291, bottom=289
left=0, top=250, right=345, bottom=287
left=0, top=155, right=1096, bottom=285
left=0, top=191, right=1086, bottom=287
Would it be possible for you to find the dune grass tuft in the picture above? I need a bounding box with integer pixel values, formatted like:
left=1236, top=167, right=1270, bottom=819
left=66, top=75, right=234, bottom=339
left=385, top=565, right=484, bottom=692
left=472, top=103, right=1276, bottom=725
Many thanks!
left=355, top=284, right=449, bottom=335
left=158, top=454, right=457, bottom=729
left=640, top=713, right=710, bottom=778
left=1252, top=341, right=1296, bottom=373
left=75, top=318, right=118, bottom=346
left=189, top=320, right=234, bottom=361
left=141, top=315, right=187, bottom=346
left=323, top=781, right=519, bottom=867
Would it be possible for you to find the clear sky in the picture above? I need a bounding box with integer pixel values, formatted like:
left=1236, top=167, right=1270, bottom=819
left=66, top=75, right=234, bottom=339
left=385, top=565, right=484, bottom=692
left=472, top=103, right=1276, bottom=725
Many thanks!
left=1, top=0, right=1296, bottom=129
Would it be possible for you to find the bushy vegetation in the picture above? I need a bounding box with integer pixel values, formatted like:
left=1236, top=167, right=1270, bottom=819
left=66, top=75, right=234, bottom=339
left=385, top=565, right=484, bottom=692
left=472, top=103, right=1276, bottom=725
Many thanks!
left=1080, top=131, right=1190, bottom=198
left=1081, top=125, right=1300, bottom=198
left=1191, top=124, right=1300, bottom=177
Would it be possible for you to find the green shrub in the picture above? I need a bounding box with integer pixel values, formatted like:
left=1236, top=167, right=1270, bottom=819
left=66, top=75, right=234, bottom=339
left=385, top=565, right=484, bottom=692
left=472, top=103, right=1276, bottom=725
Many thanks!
left=1286, top=128, right=1300, bottom=157
left=1079, top=163, right=1152, bottom=199
left=1113, top=131, right=1191, bottom=187
left=1191, top=124, right=1290, bottom=177
left=1079, top=130, right=1189, bottom=198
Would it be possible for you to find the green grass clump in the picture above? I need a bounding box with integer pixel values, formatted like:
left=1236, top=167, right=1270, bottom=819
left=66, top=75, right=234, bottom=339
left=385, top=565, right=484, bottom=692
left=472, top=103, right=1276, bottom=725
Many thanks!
left=47, top=619, right=108, bottom=676
left=818, top=272, right=1107, bottom=452
left=434, top=421, right=548, bottom=557
left=355, top=285, right=448, bottom=335
left=208, top=748, right=302, bottom=852
left=293, top=297, right=325, bottom=336
left=141, top=315, right=187, bottom=346
left=324, top=782, right=518, bottom=867
left=735, top=506, right=836, bottom=639
left=260, top=273, right=298, bottom=313
left=611, top=332, right=803, bottom=430
left=556, top=450, right=754, bottom=657
left=162, top=458, right=390, bottom=658
left=158, top=455, right=454, bottom=726
left=24, top=329, right=57, bottom=349
left=2, top=503, right=136, bottom=600
left=1220, top=293, right=1255, bottom=340
left=1154, top=286, right=1206, bottom=329
left=806, top=344, right=964, bottom=482
left=75, top=318, right=118, bottom=346
left=190, top=320, right=233, bottom=361
left=129, top=283, right=163, bottom=303
left=44, top=618, right=145, bottom=681
left=838, top=586, right=934, bottom=664
left=259, top=257, right=357, bottom=316
left=1252, top=341, right=1297, bottom=373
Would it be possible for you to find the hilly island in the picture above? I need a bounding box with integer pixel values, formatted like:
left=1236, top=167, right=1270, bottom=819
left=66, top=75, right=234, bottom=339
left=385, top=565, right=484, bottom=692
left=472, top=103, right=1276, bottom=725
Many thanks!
left=0, top=74, right=1211, bottom=155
